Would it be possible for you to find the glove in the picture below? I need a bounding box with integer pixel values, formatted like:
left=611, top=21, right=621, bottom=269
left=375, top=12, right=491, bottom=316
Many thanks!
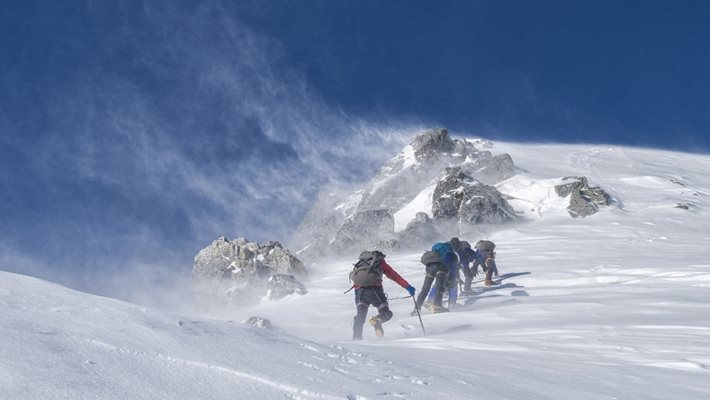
left=406, top=285, right=416, bottom=297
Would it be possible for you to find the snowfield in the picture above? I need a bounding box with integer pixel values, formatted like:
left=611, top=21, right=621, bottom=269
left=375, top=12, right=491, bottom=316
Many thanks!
left=2, top=141, right=710, bottom=399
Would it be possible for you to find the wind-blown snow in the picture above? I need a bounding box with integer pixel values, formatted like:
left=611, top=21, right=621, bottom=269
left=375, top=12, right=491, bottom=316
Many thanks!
left=367, top=145, right=419, bottom=195
left=3, top=141, right=710, bottom=399
left=399, top=145, right=417, bottom=170
left=497, top=176, right=572, bottom=219
left=334, top=190, right=364, bottom=219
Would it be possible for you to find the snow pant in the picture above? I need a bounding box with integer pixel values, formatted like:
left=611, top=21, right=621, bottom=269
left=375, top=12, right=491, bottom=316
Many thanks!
left=353, top=286, right=393, bottom=340
left=475, top=249, right=498, bottom=281
left=416, top=263, right=448, bottom=309
left=460, top=263, right=476, bottom=291
left=426, top=263, right=459, bottom=308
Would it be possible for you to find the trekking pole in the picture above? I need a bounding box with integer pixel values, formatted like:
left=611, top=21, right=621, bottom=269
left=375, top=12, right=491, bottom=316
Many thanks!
left=388, top=295, right=414, bottom=300
left=410, top=295, right=426, bottom=336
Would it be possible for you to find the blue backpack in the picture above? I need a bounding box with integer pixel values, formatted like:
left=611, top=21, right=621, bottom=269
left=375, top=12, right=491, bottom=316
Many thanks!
left=431, top=242, right=453, bottom=262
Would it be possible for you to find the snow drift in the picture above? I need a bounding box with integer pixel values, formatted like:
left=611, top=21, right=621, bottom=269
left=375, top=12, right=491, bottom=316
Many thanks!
left=3, top=138, right=710, bottom=399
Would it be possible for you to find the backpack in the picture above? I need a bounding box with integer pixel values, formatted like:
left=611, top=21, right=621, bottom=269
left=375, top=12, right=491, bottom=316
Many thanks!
left=349, top=251, right=385, bottom=287
left=432, top=242, right=453, bottom=259
left=420, top=250, right=442, bottom=266
left=475, top=240, right=496, bottom=252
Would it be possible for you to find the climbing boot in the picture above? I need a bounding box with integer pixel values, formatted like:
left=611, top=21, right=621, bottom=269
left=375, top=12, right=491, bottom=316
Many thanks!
left=463, top=276, right=473, bottom=293
left=369, top=316, right=384, bottom=338
left=431, top=304, right=449, bottom=314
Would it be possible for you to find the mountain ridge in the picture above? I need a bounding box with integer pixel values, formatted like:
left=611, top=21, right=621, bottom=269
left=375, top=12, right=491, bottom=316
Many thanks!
left=290, top=128, right=614, bottom=261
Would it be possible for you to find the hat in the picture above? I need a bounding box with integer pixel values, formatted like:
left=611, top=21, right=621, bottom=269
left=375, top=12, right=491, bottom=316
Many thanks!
left=449, top=237, right=460, bottom=249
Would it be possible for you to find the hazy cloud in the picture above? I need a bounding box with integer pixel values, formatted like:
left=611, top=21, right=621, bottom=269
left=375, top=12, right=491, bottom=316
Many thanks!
left=1, top=1, right=425, bottom=308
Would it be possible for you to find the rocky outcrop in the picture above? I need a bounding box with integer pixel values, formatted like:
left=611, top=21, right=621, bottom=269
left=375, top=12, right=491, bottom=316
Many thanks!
left=243, top=316, right=271, bottom=329
left=394, top=212, right=441, bottom=249
left=266, top=274, right=307, bottom=300
left=411, top=128, right=457, bottom=161
left=432, top=167, right=518, bottom=224
left=402, top=212, right=438, bottom=238
left=332, top=209, right=394, bottom=255
left=192, top=237, right=307, bottom=310
left=357, top=128, right=498, bottom=212
left=289, top=128, right=521, bottom=260
left=460, top=153, right=517, bottom=185
left=286, top=129, right=631, bottom=261
left=555, top=176, right=613, bottom=217
left=259, top=241, right=308, bottom=275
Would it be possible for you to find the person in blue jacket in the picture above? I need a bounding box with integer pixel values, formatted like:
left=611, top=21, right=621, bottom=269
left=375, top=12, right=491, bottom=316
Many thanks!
left=421, top=238, right=462, bottom=312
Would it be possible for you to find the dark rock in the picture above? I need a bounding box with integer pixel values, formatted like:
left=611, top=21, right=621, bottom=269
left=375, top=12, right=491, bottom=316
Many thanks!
left=243, top=316, right=271, bottom=329
left=460, top=153, right=517, bottom=185
left=357, top=128, right=486, bottom=212
left=394, top=212, right=441, bottom=249
left=411, top=128, right=456, bottom=161
left=555, top=176, right=613, bottom=218
left=266, top=274, right=308, bottom=300
left=332, top=209, right=394, bottom=254
left=675, top=203, right=692, bottom=210
left=192, top=237, right=307, bottom=310
left=404, top=212, right=436, bottom=233
left=259, top=241, right=308, bottom=276
left=432, top=167, right=518, bottom=224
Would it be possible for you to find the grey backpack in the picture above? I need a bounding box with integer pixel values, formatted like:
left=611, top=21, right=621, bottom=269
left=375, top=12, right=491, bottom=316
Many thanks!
left=420, top=250, right=443, bottom=266
left=349, top=251, right=385, bottom=287
left=475, top=240, right=496, bottom=252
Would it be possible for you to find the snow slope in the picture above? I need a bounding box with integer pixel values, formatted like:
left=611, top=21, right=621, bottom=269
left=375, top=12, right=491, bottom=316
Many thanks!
left=3, top=142, right=710, bottom=399
left=0, top=272, right=460, bottom=399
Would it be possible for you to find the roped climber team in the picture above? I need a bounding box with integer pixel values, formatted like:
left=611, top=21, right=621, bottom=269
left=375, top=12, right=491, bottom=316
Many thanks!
left=347, top=237, right=501, bottom=339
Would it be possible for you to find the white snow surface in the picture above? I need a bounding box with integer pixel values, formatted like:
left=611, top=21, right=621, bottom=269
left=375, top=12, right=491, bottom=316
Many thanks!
left=3, top=141, right=710, bottom=399
left=393, top=183, right=436, bottom=233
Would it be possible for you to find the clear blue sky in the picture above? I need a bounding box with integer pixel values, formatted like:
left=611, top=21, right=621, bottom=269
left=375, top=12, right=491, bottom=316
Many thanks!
left=1, top=1, right=709, bottom=300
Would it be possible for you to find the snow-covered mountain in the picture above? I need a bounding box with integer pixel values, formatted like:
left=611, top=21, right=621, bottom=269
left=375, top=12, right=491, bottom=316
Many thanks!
left=290, top=129, right=613, bottom=261
left=3, top=138, right=710, bottom=399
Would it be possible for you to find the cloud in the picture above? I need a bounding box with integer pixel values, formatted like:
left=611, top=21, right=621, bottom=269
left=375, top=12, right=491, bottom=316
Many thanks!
left=1, top=1, right=425, bottom=308
left=69, top=2, right=421, bottom=237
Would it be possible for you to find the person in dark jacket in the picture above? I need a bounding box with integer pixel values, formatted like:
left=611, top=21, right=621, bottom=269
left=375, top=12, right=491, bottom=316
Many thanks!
left=352, top=252, right=415, bottom=340
left=457, top=240, right=479, bottom=293
left=416, top=238, right=460, bottom=314
left=471, top=240, right=499, bottom=287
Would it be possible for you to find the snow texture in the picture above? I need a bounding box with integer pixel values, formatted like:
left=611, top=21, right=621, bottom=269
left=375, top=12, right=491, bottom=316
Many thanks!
left=3, top=140, right=710, bottom=399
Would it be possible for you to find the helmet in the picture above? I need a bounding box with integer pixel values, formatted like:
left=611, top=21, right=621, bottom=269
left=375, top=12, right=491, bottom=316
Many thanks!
left=449, top=237, right=460, bottom=250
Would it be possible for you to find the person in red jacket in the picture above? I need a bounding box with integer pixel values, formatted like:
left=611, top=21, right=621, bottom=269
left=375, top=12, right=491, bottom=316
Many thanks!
left=350, top=251, right=415, bottom=340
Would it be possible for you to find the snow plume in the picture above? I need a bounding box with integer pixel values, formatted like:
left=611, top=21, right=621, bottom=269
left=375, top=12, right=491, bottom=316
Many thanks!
left=68, top=2, right=419, bottom=238
left=0, top=1, right=422, bottom=309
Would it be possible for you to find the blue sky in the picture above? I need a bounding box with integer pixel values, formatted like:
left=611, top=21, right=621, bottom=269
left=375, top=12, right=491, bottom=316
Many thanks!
left=1, top=1, right=709, bottom=305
